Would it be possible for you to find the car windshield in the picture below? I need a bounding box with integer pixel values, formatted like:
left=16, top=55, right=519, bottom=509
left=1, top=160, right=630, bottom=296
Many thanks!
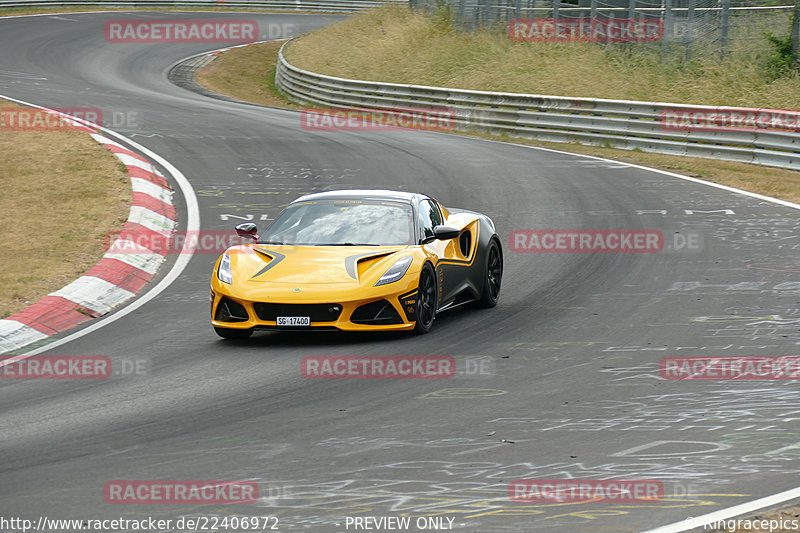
left=259, top=199, right=415, bottom=246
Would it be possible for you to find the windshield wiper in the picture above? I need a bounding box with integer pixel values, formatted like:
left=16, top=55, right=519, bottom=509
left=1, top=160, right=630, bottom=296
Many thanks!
left=318, top=242, right=380, bottom=246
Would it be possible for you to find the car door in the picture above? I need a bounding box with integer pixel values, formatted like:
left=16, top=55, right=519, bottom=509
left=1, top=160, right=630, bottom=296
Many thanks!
left=418, top=199, right=459, bottom=306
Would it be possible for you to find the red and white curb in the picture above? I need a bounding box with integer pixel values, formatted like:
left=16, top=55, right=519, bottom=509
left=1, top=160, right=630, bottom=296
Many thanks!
left=0, top=114, right=176, bottom=354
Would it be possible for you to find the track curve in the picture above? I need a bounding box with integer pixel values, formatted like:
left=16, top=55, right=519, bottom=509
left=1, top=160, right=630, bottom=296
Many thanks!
left=1, top=11, right=800, bottom=532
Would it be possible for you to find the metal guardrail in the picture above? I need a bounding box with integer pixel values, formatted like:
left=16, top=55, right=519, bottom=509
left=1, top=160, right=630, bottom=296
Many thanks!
left=0, top=0, right=401, bottom=13
left=275, top=40, right=800, bottom=171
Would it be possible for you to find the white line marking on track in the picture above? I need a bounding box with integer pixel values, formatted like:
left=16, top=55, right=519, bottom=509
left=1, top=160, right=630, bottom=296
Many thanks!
left=485, top=138, right=800, bottom=212
left=642, top=486, right=800, bottom=532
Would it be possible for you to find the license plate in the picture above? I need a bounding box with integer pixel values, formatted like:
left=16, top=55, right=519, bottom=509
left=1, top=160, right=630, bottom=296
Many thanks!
left=277, top=316, right=310, bottom=326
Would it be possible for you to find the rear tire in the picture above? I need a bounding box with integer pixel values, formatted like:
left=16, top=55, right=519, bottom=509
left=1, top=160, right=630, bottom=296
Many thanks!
left=414, top=264, right=437, bottom=334
left=214, top=327, right=253, bottom=340
left=479, top=239, right=502, bottom=308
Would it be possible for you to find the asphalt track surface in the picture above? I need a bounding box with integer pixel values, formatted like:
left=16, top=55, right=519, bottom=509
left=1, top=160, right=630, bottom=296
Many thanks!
left=1, top=11, right=800, bottom=533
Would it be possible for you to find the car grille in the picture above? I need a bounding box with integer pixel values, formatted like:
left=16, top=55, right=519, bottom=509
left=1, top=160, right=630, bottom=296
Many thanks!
left=350, top=300, right=403, bottom=325
left=214, top=297, right=249, bottom=323
left=253, top=303, right=343, bottom=322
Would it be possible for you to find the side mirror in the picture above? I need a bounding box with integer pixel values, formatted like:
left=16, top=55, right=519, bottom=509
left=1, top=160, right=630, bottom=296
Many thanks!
left=433, top=225, right=460, bottom=240
left=235, top=222, right=259, bottom=241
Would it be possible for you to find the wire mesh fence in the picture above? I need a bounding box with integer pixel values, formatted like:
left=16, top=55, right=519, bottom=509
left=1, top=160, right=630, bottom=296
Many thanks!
left=410, top=0, right=797, bottom=61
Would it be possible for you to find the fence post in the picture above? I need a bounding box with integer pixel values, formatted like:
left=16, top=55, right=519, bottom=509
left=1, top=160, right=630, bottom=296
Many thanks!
left=793, top=0, right=800, bottom=69
left=629, top=0, right=636, bottom=21
left=662, top=0, right=672, bottom=55
left=685, top=0, right=695, bottom=60
left=591, top=0, right=597, bottom=23
left=457, top=0, right=466, bottom=27
left=718, top=0, right=730, bottom=60
left=553, top=0, right=560, bottom=20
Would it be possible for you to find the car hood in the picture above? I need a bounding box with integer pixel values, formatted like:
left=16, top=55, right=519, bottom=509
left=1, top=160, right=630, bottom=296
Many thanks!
left=227, top=244, right=411, bottom=285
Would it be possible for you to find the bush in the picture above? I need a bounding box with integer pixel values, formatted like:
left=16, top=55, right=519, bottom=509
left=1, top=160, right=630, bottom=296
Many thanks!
left=763, top=26, right=795, bottom=78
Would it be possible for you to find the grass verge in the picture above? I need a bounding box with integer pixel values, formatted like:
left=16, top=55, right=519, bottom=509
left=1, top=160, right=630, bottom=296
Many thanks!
left=286, top=6, right=800, bottom=108
left=196, top=40, right=302, bottom=110
left=0, top=100, right=131, bottom=318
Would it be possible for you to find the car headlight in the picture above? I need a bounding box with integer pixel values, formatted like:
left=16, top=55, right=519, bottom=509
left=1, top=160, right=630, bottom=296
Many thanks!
left=217, top=253, right=233, bottom=284
left=375, top=256, right=413, bottom=286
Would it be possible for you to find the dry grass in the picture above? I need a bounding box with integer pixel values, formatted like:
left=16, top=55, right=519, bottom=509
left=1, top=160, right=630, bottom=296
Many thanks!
left=287, top=6, right=800, bottom=109
left=196, top=40, right=303, bottom=109
left=0, top=100, right=131, bottom=318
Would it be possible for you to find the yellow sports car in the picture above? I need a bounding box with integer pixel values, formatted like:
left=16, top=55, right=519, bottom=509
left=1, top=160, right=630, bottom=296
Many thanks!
left=210, top=190, right=502, bottom=339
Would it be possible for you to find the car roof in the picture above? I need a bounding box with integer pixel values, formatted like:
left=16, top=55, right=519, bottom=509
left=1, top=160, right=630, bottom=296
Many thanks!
left=292, top=189, right=421, bottom=204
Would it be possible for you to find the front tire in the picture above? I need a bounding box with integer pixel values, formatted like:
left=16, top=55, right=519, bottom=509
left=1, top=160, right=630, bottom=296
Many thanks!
left=478, top=239, right=502, bottom=308
left=214, top=327, right=253, bottom=340
left=414, top=264, right=437, bottom=334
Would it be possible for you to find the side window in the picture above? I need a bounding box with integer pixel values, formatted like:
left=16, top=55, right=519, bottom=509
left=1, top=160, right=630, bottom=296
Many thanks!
left=428, top=201, right=443, bottom=227
left=418, top=200, right=443, bottom=241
